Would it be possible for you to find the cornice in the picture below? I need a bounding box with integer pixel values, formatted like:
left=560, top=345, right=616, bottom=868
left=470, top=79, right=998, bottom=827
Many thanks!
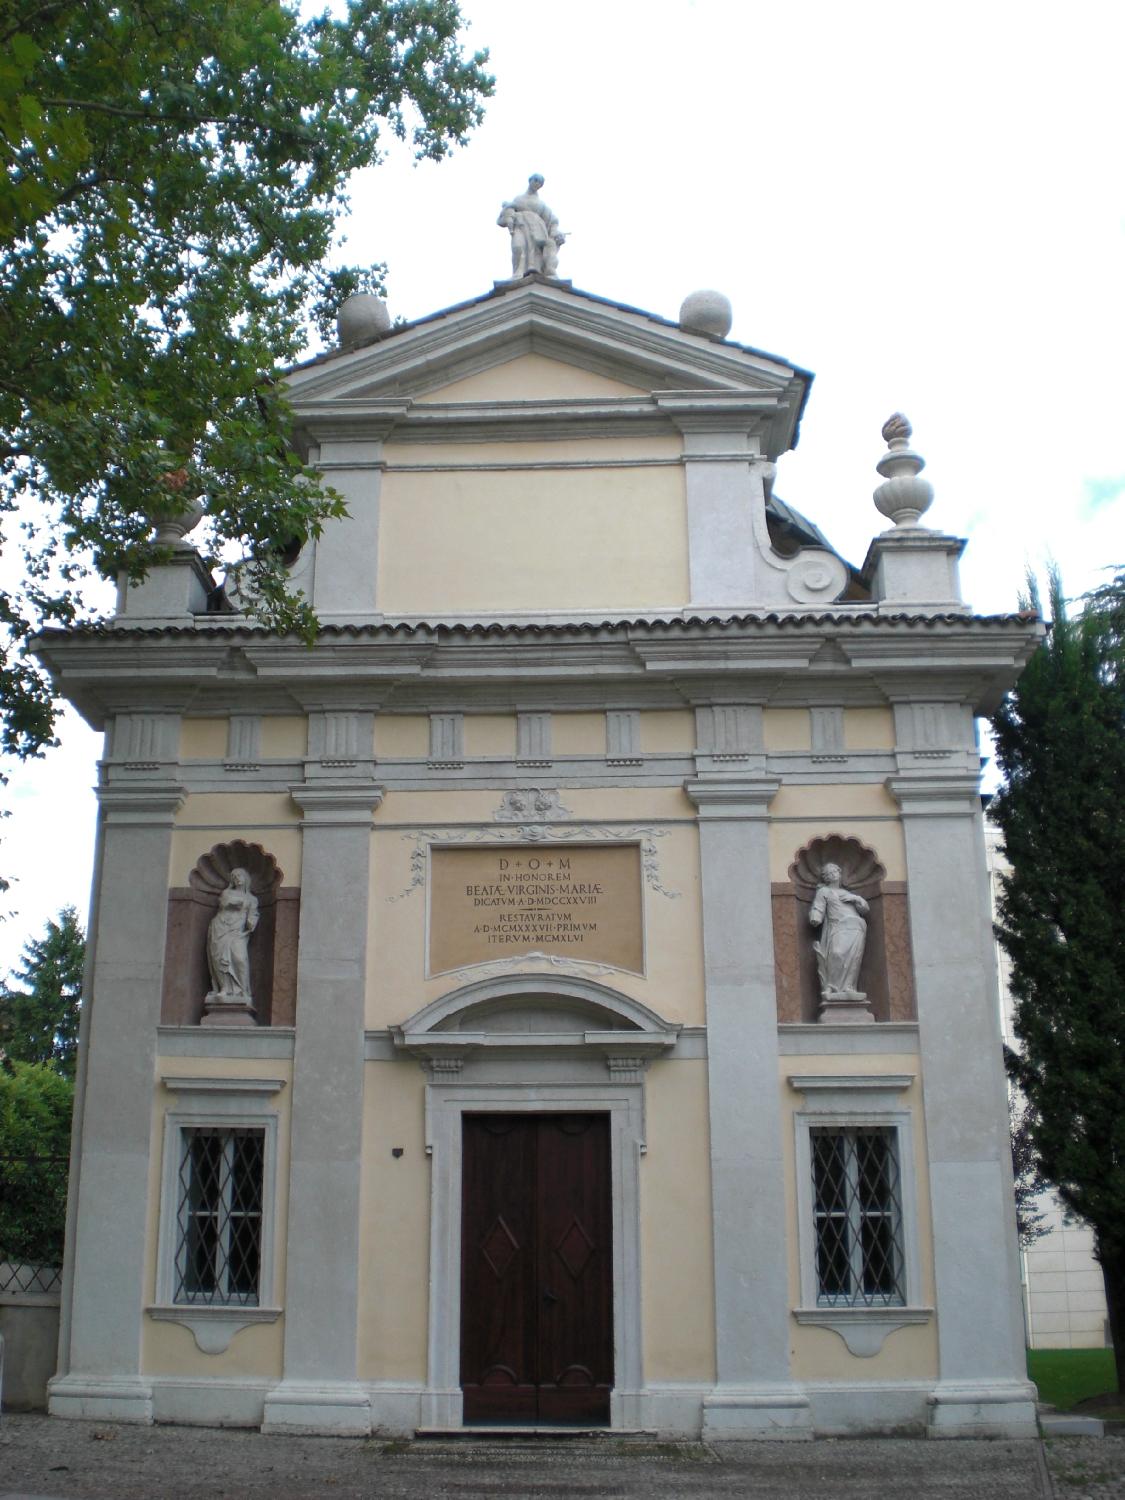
left=35, top=613, right=1043, bottom=728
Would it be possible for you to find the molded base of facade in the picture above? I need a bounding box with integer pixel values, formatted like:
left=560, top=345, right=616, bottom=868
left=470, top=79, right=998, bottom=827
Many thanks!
left=261, top=1380, right=372, bottom=1435
left=926, top=1382, right=1040, bottom=1439
left=44, top=1374, right=1042, bottom=1441
left=701, top=1384, right=813, bottom=1441
left=47, top=1373, right=154, bottom=1424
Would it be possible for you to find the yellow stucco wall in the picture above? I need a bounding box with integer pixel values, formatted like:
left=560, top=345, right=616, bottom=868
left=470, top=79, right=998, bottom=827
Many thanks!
left=845, top=707, right=895, bottom=750
left=179, top=716, right=308, bottom=760
left=375, top=715, right=430, bottom=759
left=642, top=1060, right=716, bottom=1382
left=551, top=713, right=607, bottom=755
left=170, top=793, right=302, bottom=887
left=768, top=783, right=906, bottom=881
left=180, top=718, right=227, bottom=759
left=464, top=714, right=517, bottom=757
left=375, top=464, right=688, bottom=615
left=413, top=353, right=650, bottom=403
left=142, top=1058, right=293, bottom=1379
left=366, top=786, right=704, bottom=1029
left=356, top=1062, right=430, bottom=1382
left=638, top=710, right=694, bottom=753
left=764, top=708, right=812, bottom=751
left=260, top=716, right=308, bottom=758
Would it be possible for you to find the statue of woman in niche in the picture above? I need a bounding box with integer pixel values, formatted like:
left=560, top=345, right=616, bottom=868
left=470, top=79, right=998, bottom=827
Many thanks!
left=808, top=862, right=870, bottom=1000
left=206, top=868, right=259, bottom=1003
left=497, top=174, right=566, bottom=278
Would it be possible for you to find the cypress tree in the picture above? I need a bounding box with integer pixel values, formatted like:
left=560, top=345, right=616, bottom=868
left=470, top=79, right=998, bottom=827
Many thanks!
left=0, top=907, right=84, bottom=1079
left=991, top=569, right=1125, bottom=1389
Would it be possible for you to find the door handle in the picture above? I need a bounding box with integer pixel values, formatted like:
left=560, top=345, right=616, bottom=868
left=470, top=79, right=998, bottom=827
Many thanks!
left=542, top=1288, right=559, bottom=1305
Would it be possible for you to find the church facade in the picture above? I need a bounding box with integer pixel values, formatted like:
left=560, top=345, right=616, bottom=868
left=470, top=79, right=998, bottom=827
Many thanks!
left=38, top=264, right=1041, bottom=1439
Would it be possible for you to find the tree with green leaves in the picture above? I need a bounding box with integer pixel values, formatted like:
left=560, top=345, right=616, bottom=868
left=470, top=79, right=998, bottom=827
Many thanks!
left=991, top=568, right=1125, bottom=1389
left=0, top=906, right=85, bottom=1077
left=1, top=0, right=492, bottom=761
left=0, top=1058, right=73, bottom=1271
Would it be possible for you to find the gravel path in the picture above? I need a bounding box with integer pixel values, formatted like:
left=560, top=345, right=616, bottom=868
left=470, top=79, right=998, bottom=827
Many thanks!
left=5, top=1416, right=1124, bottom=1499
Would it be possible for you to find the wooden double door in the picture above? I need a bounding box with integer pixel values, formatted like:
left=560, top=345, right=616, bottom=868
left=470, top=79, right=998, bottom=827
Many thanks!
left=460, top=1113, right=613, bottom=1425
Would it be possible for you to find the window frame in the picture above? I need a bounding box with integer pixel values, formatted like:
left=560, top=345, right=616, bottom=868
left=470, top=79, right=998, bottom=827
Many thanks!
left=790, top=1073, right=932, bottom=1357
left=809, top=1122, right=906, bottom=1308
left=151, top=1076, right=284, bottom=1354
left=173, top=1124, right=267, bottom=1307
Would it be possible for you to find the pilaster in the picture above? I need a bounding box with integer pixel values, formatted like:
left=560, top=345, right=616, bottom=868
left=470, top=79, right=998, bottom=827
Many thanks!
left=48, top=776, right=185, bottom=1424
left=887, top=773, right=1037, bottom=1437
left=307, top=405, right=408, bottom=623
left=685, top=776, right=811, bottom=1440
left=263, top=779, right=383, bottom=1435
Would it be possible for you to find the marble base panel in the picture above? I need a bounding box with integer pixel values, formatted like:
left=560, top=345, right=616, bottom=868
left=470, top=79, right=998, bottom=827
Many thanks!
left=47, top=1373, right=155, bottom=1424
left=261, top=1379, right=372, bottom=1435
left=701, top=1384, right=813, bottom=1441
left=926, top=1381, right=1040, bottom=1439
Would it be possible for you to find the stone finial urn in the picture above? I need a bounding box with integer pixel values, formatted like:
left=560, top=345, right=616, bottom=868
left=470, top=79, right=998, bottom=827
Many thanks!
left=873, top=413, right=935, bottom=527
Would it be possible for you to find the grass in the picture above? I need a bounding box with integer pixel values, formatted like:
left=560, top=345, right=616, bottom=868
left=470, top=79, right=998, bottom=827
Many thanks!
left=1028, top=1348, right=1118, bottom=1410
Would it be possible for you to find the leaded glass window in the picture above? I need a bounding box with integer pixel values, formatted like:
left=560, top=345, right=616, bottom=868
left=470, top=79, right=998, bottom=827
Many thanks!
left=174, top=1127, right=264, bottom=1305
left=811, top=1126, right=905, bottom=1306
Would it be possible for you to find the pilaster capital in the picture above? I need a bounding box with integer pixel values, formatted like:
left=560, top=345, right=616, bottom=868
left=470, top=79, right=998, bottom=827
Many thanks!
left=289, top=780, right=384, bottom=827
left=684, top=776, right=781, bottom=819
left=885, top=773, right=982, bottom=818
left=97, top=781, right=185, bottom=825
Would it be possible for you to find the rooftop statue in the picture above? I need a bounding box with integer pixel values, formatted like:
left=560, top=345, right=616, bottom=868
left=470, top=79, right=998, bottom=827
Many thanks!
left=498, top=174, right=566, bottom=278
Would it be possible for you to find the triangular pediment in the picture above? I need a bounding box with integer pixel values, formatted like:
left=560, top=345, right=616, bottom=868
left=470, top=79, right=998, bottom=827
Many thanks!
left=286, top=278, right=810, bottom=422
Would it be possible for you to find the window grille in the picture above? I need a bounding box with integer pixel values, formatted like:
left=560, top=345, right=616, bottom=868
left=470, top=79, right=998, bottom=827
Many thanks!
left=811, top=1127, right=905, bottom=1306
left=174, top=1128, right=264, bottom=1305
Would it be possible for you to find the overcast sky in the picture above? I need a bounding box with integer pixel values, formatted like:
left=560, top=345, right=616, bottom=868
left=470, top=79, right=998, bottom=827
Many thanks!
left=2, top=0, right=1122, bottom=974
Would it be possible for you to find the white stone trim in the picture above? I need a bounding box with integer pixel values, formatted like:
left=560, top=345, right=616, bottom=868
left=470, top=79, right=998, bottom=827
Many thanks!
left=158, top=1026, right=296, bottom=1060
left=789, top=1073, right=927, bottom=1358
left=418, top=1075, right=647, bottom=1430
left=778, top=1023, right=919, bottom=1056
left=160, top=1075, right=287, bottom=1099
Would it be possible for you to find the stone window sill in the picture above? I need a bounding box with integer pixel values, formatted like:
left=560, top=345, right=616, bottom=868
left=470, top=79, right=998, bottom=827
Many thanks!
left=147, top=1303, right=282, bottom=1355
left=792, top=1305, right=933, bottom=1357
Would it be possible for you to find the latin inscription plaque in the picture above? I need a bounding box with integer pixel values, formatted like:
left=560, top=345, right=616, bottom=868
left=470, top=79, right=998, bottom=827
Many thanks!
left=429, top=844, right=644, bottom=975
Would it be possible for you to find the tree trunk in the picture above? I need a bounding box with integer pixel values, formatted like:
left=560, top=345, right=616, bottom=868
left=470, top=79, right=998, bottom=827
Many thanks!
left=1097, top=1238, right=1125, bottom=1393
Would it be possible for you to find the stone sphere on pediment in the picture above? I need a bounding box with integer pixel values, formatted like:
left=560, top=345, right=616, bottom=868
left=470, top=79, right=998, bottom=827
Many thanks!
left=337, top=292, right=391, bottom=348
left=679, top=289, right=733, bottom=339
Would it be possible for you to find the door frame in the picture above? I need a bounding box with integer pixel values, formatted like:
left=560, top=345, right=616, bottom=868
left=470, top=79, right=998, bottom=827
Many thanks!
left=422, top=1077, right=646, bottom=1430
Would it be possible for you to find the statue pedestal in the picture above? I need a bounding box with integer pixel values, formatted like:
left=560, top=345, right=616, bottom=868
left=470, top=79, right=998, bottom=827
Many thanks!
left=817, top=995, right=874, bottom=1025
left=201, top=994, right=257, bottom=1027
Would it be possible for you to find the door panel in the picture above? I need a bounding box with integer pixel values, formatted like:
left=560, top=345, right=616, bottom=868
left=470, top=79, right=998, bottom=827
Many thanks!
left=461, top=1114, right=613, bottom=1424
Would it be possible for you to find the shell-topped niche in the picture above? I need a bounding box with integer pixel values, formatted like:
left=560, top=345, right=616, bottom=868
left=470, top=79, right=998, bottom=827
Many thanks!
left=789, top=836, right=885, bottom=895
left=189, top=840, right=283, bottom=897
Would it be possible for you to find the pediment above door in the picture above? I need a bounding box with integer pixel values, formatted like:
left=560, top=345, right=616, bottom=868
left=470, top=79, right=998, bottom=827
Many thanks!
left=391, top=974, right=681, bottom=1064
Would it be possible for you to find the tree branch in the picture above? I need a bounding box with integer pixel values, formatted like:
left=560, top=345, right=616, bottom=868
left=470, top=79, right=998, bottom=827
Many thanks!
left=38, top=96, right=314, bottom=145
